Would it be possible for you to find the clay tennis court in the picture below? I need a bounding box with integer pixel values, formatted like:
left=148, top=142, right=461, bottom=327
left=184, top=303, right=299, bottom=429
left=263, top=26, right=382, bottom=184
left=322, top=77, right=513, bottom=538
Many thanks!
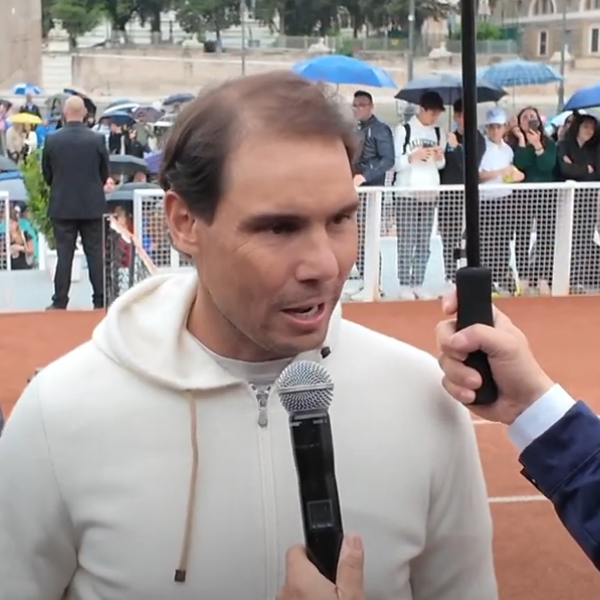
left=1, top=296, right=599, bottom=599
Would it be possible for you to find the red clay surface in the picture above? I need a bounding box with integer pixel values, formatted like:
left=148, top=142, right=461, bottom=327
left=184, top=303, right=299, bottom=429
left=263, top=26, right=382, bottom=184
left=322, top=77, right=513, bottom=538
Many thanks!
left=1, top=297, right=600, bottom=599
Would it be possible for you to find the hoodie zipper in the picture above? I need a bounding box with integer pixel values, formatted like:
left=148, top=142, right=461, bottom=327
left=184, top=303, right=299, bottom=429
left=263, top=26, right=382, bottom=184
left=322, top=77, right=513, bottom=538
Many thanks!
left=250, top=384, right=277, bottom=599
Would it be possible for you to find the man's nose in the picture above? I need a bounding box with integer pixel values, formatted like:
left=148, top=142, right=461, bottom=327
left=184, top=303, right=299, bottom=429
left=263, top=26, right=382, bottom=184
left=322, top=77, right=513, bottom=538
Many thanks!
left=295, top=233, right=340, bottom=283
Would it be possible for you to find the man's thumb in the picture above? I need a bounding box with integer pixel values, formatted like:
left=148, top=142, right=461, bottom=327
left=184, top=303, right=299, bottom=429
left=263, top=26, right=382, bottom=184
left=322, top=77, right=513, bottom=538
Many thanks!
left=336, top=534, right=364, bottom=597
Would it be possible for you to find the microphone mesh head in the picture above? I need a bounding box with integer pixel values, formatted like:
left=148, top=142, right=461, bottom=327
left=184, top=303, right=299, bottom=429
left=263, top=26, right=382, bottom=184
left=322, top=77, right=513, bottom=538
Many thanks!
left=276, top=360, right=334, bottom=413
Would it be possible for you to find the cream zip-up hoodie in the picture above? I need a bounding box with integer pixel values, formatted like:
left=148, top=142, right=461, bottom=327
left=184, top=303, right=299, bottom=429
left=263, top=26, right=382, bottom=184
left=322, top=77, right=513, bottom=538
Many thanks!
left=0, top=273, right=497, bottom=600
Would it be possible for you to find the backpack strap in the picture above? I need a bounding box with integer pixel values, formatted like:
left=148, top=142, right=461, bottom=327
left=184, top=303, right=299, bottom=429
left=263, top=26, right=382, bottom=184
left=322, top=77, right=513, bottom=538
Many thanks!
left=434, top=126, right=441, bottom=145
left=402, top=123, right=411, bottom=154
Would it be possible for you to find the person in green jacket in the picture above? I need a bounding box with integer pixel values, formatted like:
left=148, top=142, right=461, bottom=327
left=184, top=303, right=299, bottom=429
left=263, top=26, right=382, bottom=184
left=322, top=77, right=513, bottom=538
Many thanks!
left=507, top=106, right=558, bottom=295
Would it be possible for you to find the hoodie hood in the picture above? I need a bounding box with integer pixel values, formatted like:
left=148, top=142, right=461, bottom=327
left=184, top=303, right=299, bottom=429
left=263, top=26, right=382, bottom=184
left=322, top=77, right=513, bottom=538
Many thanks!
left=92, top=272, right=343, bottom=392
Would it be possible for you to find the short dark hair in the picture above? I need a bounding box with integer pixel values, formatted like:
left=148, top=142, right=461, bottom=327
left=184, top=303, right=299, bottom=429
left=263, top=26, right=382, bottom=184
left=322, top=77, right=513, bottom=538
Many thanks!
left=160, top=71, right=358, bottom=223
left=453, top=98, right=463, bottom=114
left=353, top=90, right=373, bottom=103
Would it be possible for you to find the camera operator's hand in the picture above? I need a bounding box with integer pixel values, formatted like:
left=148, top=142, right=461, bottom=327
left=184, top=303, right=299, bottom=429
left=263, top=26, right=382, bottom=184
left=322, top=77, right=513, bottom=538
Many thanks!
left=277, top=535, right=364, bottom=600
left=436, top=292, right=554, bottom=425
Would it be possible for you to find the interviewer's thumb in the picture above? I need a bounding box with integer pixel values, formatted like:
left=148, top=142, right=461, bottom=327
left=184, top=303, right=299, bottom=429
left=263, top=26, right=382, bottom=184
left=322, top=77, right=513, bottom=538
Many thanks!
left=450, top=323, right=517, bottom=360
left=336, top=534, right=364, bottom=598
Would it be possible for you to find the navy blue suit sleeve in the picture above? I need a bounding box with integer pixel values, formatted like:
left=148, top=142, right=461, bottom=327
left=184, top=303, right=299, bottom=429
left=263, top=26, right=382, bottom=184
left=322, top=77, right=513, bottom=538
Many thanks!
left=519, top=402, right=600, bottom=568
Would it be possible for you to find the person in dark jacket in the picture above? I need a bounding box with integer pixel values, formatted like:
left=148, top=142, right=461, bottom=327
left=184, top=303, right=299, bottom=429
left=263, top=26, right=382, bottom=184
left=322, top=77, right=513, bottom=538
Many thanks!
left=509, top=106, right=558, bottom=295
left=556, top=113, right=600, bottom=290
left=41, top=95, right=110, bottom=310
left=439, top=99, right=486, bottom=284
left=351, top=90, right=394, bottom=299
left=19, top=93, right=42, bottom=119
left=437, top=292, right=600, bottom=573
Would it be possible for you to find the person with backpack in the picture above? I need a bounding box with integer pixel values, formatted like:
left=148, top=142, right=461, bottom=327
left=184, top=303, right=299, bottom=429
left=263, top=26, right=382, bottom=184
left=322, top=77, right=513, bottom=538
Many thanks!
left=439, top=99, right=486, bottom=288
left=393, top=91, right=446, bottom=300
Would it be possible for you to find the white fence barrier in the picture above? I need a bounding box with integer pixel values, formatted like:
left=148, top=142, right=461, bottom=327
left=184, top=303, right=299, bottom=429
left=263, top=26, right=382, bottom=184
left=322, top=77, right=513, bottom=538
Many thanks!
left=3, top=183, right=600, bottom=302
left=131, top=182, right=599, bottom=301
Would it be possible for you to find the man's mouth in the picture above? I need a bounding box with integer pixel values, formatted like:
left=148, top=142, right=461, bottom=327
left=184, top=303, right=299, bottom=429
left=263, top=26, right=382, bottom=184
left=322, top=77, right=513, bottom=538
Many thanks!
left=282, top=303, right=325, bottom=320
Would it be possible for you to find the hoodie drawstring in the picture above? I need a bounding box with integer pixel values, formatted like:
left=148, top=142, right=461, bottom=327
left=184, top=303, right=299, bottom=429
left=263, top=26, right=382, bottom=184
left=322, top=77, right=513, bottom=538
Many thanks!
left=174, top=393, right=200, bottom=583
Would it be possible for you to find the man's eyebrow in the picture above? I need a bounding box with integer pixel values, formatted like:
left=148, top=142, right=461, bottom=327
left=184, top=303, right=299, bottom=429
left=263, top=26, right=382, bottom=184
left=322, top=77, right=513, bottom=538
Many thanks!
left=239, top=200, right=359, bottom=231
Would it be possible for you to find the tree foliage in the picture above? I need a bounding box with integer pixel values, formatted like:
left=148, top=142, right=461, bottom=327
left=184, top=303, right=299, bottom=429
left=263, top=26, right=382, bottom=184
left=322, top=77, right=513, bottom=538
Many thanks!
left=49, top=0, right=103, bottom=46
left=174, top=0, right=241, bottom=40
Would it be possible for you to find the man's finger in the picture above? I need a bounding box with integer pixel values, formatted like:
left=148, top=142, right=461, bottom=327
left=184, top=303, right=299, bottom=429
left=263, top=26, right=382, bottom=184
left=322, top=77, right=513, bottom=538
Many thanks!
left=441, top=375, right=477, bottom=405
left=284, top=545, right=319, bottom=583
left=438, top=354, right=483, bottom=391
left=451, top=323, right=518, bottom=360
left=441, top=292, right=457, bottom=316
left=435, top=320, right=468, bottom=360
left=336, top=534, right=364, bottom=599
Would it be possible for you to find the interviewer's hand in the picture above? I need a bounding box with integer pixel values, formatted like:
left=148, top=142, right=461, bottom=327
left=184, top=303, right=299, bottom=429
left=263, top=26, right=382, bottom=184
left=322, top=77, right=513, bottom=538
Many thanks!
left=436, top=291, right=554, bottom=425
left=277, top=535, right=365, bottom=600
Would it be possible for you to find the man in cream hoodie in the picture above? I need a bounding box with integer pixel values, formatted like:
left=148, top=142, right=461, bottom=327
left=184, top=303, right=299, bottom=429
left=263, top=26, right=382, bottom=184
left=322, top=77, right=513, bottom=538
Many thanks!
left=393, top=91, right=446, bottom=300
left=0, top=72, right=497, bottom=600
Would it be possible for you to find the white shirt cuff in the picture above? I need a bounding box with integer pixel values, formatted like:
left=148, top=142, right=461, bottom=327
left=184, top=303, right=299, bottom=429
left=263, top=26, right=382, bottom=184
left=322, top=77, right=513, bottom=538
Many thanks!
left=507, top=384, right=576, bottom=453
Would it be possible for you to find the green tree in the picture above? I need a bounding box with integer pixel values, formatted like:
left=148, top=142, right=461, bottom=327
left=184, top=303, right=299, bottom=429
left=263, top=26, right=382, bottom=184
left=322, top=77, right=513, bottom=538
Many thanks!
left=254, top=0, right=339, bottom=36
left=42, top=0, right=55, bottom=40
left=50, top=0, right=102, bottom=47
left=102, top=0, right=137, bottom=39
left=175, top=0, right=241, bottom=46
left=136, top=0, right=172, bottom=37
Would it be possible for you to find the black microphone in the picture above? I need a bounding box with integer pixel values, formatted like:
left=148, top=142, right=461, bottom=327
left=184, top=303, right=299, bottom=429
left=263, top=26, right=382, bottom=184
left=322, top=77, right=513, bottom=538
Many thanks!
left=276, top=360, right=344, bottom=583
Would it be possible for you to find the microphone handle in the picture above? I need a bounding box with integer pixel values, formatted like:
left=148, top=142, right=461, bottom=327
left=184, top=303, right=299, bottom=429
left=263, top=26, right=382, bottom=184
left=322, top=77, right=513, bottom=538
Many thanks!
left=290, top=410, right=344, bottom=583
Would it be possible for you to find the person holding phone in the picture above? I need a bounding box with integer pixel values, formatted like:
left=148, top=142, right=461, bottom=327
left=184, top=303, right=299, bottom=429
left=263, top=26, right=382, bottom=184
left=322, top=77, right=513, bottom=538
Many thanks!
left=509, top=107, right=557, bottom=296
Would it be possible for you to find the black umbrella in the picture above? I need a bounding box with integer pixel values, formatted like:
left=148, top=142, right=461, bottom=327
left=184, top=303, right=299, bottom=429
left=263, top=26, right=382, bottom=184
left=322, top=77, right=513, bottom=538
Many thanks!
left=107, top=182, right=161, bottom=203
left=63, top=88, right=97, bottom=116
left=395, top=73, right=506, bottom=105
left=109, top=154, right=150, bottom=177
left=0, top=156, right=19, bottom=171
left=163, top=92, right=195, bottom=107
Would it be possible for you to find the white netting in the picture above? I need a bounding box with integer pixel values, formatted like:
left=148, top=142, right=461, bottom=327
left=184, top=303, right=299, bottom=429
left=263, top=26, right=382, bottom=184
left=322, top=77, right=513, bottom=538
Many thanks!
left=126, top=182, right=600, bottom=302
left=0, top=192, right=10, bottom=271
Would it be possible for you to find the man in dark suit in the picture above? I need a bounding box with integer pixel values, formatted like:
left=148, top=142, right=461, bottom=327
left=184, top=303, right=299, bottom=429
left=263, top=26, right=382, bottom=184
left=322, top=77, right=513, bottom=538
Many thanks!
left=42, top=95, right=109, bottom=310
left=436, top=291, right=600, bottom=571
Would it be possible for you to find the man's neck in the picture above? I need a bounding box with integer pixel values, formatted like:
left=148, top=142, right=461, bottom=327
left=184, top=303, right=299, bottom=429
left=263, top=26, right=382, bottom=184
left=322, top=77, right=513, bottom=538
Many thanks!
left=187, top=287, right=284, bottom=363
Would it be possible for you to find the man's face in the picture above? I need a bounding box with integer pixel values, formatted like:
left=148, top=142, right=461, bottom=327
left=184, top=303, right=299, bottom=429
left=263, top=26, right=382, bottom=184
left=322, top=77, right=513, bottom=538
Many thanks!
left=352, top=96, right=373, bottom=121
left=169, top=135, right=358, bottom=360
left=419, top=108, right=442, bottom=127
left=487, top=123, right=505, bottom=142
left=453, top=111, right=464, bottom=131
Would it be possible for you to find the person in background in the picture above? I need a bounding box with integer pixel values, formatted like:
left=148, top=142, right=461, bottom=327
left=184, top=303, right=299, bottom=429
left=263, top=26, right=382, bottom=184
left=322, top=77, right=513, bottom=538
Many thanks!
left=104, top=176, right=117, bottom=194
left=42, top=95, right=109, bottom=310
left=125, top=128, right=148, bottom=159
left=393, top=91, right=446, bottom=300
left=439, top=98, right=486, bottom=288
left=556, top=113, right=600, bottom=291
left=351, top=90, right=394, bottom=300
left=6, top=124, right=24, bottom=163
left=7, top=205, right=35, bottom=270
left=22, top=124, right=37, bottom=159
left=19, top=93, right=41, bottom=119
left=479, top=108, right=524, bottom=296
left=509, top=106, right=557, bottom=296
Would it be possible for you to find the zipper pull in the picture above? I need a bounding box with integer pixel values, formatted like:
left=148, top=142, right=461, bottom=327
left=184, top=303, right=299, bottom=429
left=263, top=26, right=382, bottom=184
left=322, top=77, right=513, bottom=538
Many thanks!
left=256, top=388, right=269, bottom=427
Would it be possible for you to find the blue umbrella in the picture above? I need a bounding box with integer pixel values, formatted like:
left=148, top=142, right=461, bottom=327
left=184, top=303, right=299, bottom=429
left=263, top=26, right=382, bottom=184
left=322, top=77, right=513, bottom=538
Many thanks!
left=292, top=55, right=397, bottom=88
left=564, top=84, right=600, bottom=111
left=395, top=73, right=506, bottom=105
left=163, top=93, right=195, bottom=107
left=103, top=111, right=136, bottom=127
left=102, top=102, right=139, bottom=117
left=107, top=98, right=134, bottom=109
left=145, top=150, right=163, bottom=174
left=13, top=83, right=42, bottom=96
left=477, top=59, right=563, bottom=88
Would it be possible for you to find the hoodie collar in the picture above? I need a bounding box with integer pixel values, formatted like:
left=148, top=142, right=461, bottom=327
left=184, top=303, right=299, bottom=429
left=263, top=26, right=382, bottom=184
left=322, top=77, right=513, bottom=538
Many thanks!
left=92, top=272, right=342, bottom=392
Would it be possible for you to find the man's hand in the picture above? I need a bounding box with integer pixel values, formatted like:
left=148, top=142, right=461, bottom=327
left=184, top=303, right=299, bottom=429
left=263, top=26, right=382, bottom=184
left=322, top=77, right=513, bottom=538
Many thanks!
left=446, top=132, right=459, bottom=148
left=277, top=535, right=365, bottom=600
left=409, top=147, right=431, bottom=163
left=432, top=146, right=444, bottom=160
left=436, top=291, right=554, bottom=425
left=353, top=174, right=366, bottom=187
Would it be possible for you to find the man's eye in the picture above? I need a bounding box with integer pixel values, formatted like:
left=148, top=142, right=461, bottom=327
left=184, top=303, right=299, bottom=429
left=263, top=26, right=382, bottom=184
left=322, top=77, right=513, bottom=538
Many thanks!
left=270, top=222, right=298, bottom=235
left=332, top=213, right=353, bottom=225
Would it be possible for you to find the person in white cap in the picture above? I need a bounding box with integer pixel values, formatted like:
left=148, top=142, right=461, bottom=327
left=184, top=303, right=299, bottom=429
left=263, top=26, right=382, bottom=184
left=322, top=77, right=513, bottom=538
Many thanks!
left=478, top=107, right=524, bottom=295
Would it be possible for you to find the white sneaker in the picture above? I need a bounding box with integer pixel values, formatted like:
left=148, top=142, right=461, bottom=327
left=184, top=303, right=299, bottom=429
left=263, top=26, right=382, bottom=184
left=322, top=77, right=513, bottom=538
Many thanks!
left=413, top=286, right=434, bottom=300
left=398, top=285, right=415, bottom=300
